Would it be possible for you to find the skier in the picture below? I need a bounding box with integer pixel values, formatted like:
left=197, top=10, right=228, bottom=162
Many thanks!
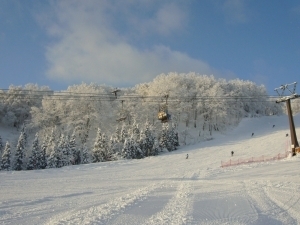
left=186, top=154, right=189, bottom=159
left=231, top=151, right=234, bottom=156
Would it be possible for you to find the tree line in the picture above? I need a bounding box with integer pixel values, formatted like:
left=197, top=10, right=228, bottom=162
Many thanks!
left=0, top=72, right=295, bottom=170
left=0, top=121, right=179, bottom=171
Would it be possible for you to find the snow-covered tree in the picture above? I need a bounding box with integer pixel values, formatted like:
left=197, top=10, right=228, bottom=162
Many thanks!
left=59, top=134, right=71, bottom=167
left=92, top=128, right=109, bottom=163
left=81, top=143, right=89, bottom=164
left=139, top=129, right=155, bottom=157
left=160, top=123, right=170, bottom=151
left=13, top=130, right=26, bottom=170
left=46, top=128, right=56, bottom=157
left=0, top=135, right=3, bottom=154
left=1, top=141, right=11, bottom=170
left=120, top=124, right=128, bottom=143
left=121, top=135, right=143, bottom=159
left=39, top=137, right=48, bottom=169
left=168, top=123, right=179, bottom=151
left=27, top=133, right=40, bottom=170
left=46, top=135, right=63, bottom=169
left=121, top=138, right=132, bottom=159
left=131, top=121, right=140, bottom=142
left=69, top=131, right=77, bottom=165
left=152, top=139, right=160, bottom=156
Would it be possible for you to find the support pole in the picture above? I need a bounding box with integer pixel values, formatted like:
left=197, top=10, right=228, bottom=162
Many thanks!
left=275, top=82, right=299, bottom=156
left=286, top=99, right=299, bottom=155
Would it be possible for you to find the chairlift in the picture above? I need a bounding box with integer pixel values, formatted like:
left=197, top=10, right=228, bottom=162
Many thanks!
left=157, top=95, right=171, bottom=123
left=157, top=104, right=171, bottom=123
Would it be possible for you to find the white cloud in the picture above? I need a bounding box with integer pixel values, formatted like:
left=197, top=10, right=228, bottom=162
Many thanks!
left=43, top=0, right=215, bottom=87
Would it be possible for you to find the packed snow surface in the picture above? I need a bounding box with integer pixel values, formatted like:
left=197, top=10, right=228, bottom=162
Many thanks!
left=1, top=115, right=300, bottom=225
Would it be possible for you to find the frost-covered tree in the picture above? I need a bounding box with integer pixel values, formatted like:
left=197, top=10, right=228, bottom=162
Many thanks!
left=39, top=137, right=48, bottom=169
left=92, top=128, right=107, bottom=163
left=114, top=125, right=121, bottom=143
left=142, top=120, right=156, bottom=156
left=59, top=134, right=71, bottom=167
left=132, top=137, right=143, bottom=159
left=47, top=135, right=63, bottom=169
left=160, top=123, right=170, bottom=151
left=168, top=123, right=179, bottom=151
left=46, top=128, right=56, bottom=157
left=120, top=124, right=128, bottom=143
left=152, top=139, right=160, bottom=156
left=122, top=135, right=143, bottom=159
left=81, top=143, right=89, bottom=164
left=131, top=121, right=140, bottom=142
left=13, top=130, right=26, bottom=170
left=27, top=133, right=40, bottom=170
left=20, top=124, right=28, bottom=147
left=0, top=135, right=3, bottom=154
left=47, top=146, right=58, bottom=169
left=1, top=141, right=11, bottom=170
left=1, top=84, right=50, bottom=127
left=121, top=138, right=132, bottom=159
left=69, top=131, right=77, bottom=165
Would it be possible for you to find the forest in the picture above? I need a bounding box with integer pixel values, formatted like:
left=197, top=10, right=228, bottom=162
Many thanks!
left=0, top=72, right=299, bottom=171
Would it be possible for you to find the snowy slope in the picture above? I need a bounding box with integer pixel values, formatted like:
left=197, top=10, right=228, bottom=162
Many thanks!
left=1, top=114, right=300, bottom=225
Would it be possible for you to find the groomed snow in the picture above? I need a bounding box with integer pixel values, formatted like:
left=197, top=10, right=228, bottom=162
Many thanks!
left=1, top=114, right=300, bottom=225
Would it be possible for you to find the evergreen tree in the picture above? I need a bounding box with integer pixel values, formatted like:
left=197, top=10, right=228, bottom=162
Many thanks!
left=39, top=137, right=48, bottom=169
left=69, top=131, right=77, bottom=165
left=1, top=141, right=11, bottom=170
left=21, top=124, right=28, bottom=147
left=168, top=123, right=179, bottom=151
left=140, top=121, right=155, bottom=156
left=47, top=128, right=56, bottom=157
left=114, top=125, right=121, bottom=143
left=110, top=134, right=123, bottom=158
left=47, top=146, right=58, bottom=169
left=121, top=138, right=131, bottom=159
left=120, top=124, right=128, bottom=143
left=47, top=135, right=63, bottom=168
left=13, top=130, right=26, bottom=170
left=59, top=134, right=69, bottom=167
left=81, top=117, right=90, bottom=144
left=160, top=123, right=170, bottom=151
left=152, top=138, right=160, bottom=156
left=92, top=128, right=104, bottom=163
left=0, top=135, right=3, bottom=155
left=81, top=143, right=89, bottom=164
left=139, top=129, right=147, bottom=156
left=27, top=133, right=40, bottom=170
left=131, top=121, right=140, bottom=142
left=132, top=136, right=143, bottom=159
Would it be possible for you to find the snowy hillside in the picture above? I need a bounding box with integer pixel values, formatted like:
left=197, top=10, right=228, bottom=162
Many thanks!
left=1, top=114, right=300, bottom=225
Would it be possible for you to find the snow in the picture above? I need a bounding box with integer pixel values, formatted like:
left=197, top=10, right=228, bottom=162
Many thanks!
left=1, top=114, right=300, bottom=225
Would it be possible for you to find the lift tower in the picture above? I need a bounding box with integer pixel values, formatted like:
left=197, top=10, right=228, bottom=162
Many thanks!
left=275, top=82, right=300, bottom=155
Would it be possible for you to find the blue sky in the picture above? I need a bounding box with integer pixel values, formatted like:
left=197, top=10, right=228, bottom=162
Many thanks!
left=1, top=0, right=300, bottom=94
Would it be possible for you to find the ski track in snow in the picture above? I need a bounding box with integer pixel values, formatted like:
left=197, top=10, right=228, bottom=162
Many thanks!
left=142, top=181, right=193, bottom=225
left=45, top=182, right=162, bottom=225
left=45, top=171, right=195, bottom=225
left=244, top=180, right=299, bottom=224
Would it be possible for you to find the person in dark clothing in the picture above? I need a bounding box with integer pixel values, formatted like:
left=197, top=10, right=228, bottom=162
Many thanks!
left=231, top=151, right=234, bottom=156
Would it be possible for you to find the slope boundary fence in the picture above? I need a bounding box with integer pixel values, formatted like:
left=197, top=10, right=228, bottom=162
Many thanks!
left=221, top=140, right=291, bottom=168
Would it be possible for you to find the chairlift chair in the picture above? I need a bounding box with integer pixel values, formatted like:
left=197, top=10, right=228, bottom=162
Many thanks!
left=157, top=105, right=171, bottom=123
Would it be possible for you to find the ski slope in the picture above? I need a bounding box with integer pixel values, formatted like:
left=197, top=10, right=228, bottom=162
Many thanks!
left=1, top=114, right=300, bottom=225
